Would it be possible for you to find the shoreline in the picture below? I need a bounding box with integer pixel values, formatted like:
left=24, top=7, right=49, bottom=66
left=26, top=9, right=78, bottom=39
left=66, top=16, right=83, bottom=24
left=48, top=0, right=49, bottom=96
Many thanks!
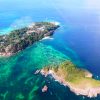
left=0, top=22, right=59, bottom=57
left=0, top=35, right=54, bottom=57
left=40, top=69, right=100, bottom=98
left=0, top=52, right=13, bottom=57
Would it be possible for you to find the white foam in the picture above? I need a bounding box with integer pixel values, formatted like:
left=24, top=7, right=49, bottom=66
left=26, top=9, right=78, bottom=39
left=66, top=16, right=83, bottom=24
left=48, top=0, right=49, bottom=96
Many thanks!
left=50, top=21, right=60, bottom=25
left=41, top=36, right=54, bottom=40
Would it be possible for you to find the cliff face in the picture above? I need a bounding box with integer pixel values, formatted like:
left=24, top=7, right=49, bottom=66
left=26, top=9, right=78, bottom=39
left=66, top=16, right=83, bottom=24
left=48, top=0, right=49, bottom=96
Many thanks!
left=0, top=22, right=59, bottom=56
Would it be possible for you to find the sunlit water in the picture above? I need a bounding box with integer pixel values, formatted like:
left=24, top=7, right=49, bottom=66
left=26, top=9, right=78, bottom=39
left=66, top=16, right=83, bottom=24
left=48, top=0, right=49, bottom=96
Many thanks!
left=0, top=0, right=100, bottom=100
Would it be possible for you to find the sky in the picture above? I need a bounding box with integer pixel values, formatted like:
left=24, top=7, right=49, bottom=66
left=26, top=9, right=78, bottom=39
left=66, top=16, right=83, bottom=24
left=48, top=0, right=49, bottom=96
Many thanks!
left=0, top=0, right=100, bottom=10
left=86, top=0, right=100, bottom=9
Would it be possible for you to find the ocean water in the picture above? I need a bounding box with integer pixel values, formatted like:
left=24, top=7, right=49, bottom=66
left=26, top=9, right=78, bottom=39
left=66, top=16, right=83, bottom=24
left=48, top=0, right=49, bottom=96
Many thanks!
left=0, top=0, right=100, bottom=100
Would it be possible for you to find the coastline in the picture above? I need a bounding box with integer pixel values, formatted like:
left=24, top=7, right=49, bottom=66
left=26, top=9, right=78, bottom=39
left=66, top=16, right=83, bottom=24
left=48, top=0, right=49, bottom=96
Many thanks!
left=0, top=22, right=59, bottom=57
left=0, top=52, right=12, bottom=57
left=40, top=69, right=100, bottom=98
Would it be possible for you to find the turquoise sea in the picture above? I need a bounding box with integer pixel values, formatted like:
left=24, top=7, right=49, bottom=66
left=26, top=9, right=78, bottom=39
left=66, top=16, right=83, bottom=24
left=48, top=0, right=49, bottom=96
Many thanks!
left=0, top=0, right=100, bottom=100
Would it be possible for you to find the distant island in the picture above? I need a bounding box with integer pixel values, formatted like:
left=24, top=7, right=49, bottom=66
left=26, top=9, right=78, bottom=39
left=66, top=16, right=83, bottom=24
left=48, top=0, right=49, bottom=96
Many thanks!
left=40, top=61, right=100, bottom=98
left=0, top=22, right=59, bottom=56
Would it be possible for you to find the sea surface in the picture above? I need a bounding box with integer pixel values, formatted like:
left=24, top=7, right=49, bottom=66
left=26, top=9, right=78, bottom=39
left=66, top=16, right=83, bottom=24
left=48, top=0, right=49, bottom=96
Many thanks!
left=0, top=0, right=100, bottom=100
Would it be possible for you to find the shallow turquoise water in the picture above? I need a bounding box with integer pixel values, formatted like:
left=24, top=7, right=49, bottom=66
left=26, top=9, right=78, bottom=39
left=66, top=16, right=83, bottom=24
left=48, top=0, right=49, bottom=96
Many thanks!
left=0, top=41, right=70, bottom=100
left=0, top=0, right=100, bottom=100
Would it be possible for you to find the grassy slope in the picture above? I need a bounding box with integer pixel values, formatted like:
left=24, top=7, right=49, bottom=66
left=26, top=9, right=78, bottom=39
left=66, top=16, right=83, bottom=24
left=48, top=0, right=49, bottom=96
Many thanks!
left=43, top=61, right=100, bottom=89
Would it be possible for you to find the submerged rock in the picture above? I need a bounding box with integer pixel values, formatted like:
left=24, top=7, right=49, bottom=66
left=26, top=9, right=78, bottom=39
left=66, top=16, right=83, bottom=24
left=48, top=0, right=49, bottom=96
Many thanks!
left=42, top=85, right=48, bottom=92
left=34, top=70, right=40, bottom=74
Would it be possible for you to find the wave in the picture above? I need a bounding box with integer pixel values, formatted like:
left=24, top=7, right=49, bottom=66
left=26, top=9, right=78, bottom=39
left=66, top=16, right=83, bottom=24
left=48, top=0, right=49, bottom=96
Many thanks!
left=41, top=36, right=54, bottom=40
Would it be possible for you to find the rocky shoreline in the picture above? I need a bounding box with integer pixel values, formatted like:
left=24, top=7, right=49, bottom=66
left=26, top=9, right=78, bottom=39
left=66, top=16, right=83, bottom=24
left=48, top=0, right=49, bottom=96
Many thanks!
left=0, top=22, right=59, bottom=57
left=40, top=69, right=100, bottom=98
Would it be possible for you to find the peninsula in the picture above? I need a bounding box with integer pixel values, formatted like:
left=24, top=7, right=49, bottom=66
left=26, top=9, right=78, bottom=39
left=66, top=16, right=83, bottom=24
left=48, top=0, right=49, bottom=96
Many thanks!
left=0, top=22, right=59, bottom=56
left=40, top=61, right=100, bottom=98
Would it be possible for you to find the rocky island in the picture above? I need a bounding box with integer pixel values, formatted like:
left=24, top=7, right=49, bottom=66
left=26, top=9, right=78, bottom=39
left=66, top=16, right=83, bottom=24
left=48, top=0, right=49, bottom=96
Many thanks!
left=40, top=61, right=100, bottom=98
left=0, top=22, right=59, bottom=56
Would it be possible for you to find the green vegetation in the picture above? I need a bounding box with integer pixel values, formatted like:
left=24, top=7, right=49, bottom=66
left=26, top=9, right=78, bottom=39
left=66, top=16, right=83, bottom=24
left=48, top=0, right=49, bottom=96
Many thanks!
left=0, top=22, right=59, bottom=56
left=43, top=61, right=100, bottom=88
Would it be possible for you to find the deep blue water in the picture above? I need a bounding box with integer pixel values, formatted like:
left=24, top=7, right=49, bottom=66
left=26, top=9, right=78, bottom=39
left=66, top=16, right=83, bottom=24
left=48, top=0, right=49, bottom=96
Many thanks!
left=0, top=0, right=100, bottom=100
